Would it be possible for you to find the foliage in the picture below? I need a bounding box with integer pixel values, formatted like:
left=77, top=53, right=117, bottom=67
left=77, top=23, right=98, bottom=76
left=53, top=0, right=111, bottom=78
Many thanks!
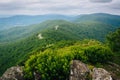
left=106, top=28, right=120, bottom=52
left=106, top=28, right=120, bottom=66
left=0, top=13, right=120, bottom=78
left=0, top=19, right=118, bottom=43
left=0, top=36, right=48, bottom=76
left=24, top=40, right=113, bottom=80
left=0, top=16, right=119, bottom=76
left=84, top=45, right=113, bottom=64
left=24, top=48, right=73, bottom=80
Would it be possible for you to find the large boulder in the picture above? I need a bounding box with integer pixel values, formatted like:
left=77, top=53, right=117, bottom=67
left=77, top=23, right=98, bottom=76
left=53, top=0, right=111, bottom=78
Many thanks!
left=92, top=68, right=112, bottom=80
left=69, top=60, right=90, bottom=80
left=0, top=66, right=24, bottom=80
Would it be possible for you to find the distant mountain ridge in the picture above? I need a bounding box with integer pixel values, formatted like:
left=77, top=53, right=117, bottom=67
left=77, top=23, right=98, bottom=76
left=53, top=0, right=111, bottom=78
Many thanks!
left=0, top=20, right=117, bottom=43
left=0, top=14, right=75, bottom=30
left=75, top=13, right=120, bottom=26
left=1, top=13, right=120, bottom=31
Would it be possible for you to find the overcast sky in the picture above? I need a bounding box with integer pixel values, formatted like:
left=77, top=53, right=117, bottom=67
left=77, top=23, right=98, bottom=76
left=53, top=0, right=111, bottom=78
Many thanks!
left=0, top=0, right=120, bottom=17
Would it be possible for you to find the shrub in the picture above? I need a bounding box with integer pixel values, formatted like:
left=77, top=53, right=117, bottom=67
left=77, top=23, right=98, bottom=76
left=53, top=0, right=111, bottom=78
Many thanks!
left=24, top=48, right=73, bottom=80
left=24, top=40, right=113, bottom=80
left=84, top=45, right=113, bottom=64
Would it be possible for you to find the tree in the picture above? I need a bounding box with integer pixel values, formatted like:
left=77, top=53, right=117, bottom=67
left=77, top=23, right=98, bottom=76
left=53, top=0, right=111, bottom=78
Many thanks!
left=106, top=28, right=120, bottom=52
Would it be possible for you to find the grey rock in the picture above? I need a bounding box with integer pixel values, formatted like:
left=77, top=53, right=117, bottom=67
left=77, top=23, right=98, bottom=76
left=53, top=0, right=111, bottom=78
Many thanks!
left=69, top=60, right=90, bottom=80
left=0, top=66, right=24, bottom=80
left=92, top=68, right=112, bottom=80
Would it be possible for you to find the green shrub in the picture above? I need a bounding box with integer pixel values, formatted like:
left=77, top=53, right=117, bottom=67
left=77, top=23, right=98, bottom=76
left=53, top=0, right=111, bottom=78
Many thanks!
left=84, top=45, right=113, bottom=64
left=71, top=46, right=88, bottom=62
left=24, top=40, right=113, bottom=80
left=24, top=48, right=73, bottom=80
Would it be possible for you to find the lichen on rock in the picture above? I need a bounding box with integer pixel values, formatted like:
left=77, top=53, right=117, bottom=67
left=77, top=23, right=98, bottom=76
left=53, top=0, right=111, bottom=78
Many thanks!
left=69, top=60, right=90, bottom=80
left=0, top=66, right=24, bottom=80
left=92, top=68, right=112, bottom=80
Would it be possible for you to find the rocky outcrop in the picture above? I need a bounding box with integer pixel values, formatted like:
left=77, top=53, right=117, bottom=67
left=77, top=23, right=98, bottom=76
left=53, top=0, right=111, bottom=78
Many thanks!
left=0, top=66, right=24, bottom=80
left=69, top=60, right=113, bottom=80
left=92, top=68, right=112, bottom=80
left=0, top=61, right=114, bottom=80
left=107, top=62, right=120, bottom=80
left=69, top=60, right=90, bottom=80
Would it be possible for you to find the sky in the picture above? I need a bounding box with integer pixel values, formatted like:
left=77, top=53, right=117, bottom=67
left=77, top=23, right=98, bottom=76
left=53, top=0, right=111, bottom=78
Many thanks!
left=0, top=0, right=120, bottom=17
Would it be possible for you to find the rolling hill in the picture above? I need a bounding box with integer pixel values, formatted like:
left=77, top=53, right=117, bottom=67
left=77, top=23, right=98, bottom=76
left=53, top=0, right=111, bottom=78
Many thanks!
left=1, top=13, right=120, bottom=31
left=0, top=14, right=75, bottom=30
left=0, top=13, right=120, bottom=76
left=0, top=19, right=118, bottom=43
left=75, top=13, right=120, bottom=27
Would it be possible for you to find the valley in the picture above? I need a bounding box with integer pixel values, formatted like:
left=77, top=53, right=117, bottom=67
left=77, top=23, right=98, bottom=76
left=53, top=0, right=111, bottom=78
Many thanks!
left=0, top=13, right=120, bottom=79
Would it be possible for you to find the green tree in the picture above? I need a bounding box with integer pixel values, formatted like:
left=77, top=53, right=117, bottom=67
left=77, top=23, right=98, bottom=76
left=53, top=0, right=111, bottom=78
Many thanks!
left=106, top=28, right=120, bottom=52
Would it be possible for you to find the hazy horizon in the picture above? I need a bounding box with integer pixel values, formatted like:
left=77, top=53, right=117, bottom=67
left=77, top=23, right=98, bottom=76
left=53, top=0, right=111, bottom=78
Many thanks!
left=0, top=12, right=119, bottom=18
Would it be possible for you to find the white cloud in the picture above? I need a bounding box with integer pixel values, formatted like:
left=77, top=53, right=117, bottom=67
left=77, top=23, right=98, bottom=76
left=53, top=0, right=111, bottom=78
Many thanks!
left=0, top=0, right=119, bottom=16
left=90, top=0, right=112, bottom=3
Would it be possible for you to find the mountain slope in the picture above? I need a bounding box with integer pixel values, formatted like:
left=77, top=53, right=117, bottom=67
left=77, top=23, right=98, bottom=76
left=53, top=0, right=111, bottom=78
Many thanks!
left=0, top=19, right=118, bottom=43
left=0, top=19, right=120, bottom=76
left=0, top=13, right=120, bottom=76
left=0, top=20, right=74, bottom=43
left=1, top=13, right=120, bottom=31
left=0, top=15, right=75, bottom=30
left=75, top=13, right=120, bottom=27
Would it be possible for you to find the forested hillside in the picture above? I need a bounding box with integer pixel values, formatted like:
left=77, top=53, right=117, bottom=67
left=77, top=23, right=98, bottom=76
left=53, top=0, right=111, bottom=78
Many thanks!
left=75, top=13, right=120, bottom=27
left=0, top=13, right=120, bottom=78
left=0, top=15, right=75, bottom=30
left=0, top=20, right=118, bottom=43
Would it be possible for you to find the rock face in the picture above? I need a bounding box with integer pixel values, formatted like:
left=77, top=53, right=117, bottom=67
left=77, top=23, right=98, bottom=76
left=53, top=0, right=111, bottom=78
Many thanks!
left=69, top=60, right=90, bottom=80
left=69, top=60, right=113, bottom=80
left=92, top=68, right=112, bottom=80
left=0, top=66, right=24, bottom=80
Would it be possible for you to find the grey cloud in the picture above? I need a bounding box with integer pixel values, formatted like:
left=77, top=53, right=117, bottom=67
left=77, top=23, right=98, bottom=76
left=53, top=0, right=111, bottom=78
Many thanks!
left=90, top=0, right=112, bottom=3
left=0, top=0, right=119, bottom=16
left=28, top=0, right=54, bottom=4
left=111, top=5, right=120, bottom=10
left=0, top=1, right=26, bottom=11
left=108, top=1, right=120, bottom=10
left=45, top=6, right=82, bottom=11
left=0, top=4, right=23, bottom=10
